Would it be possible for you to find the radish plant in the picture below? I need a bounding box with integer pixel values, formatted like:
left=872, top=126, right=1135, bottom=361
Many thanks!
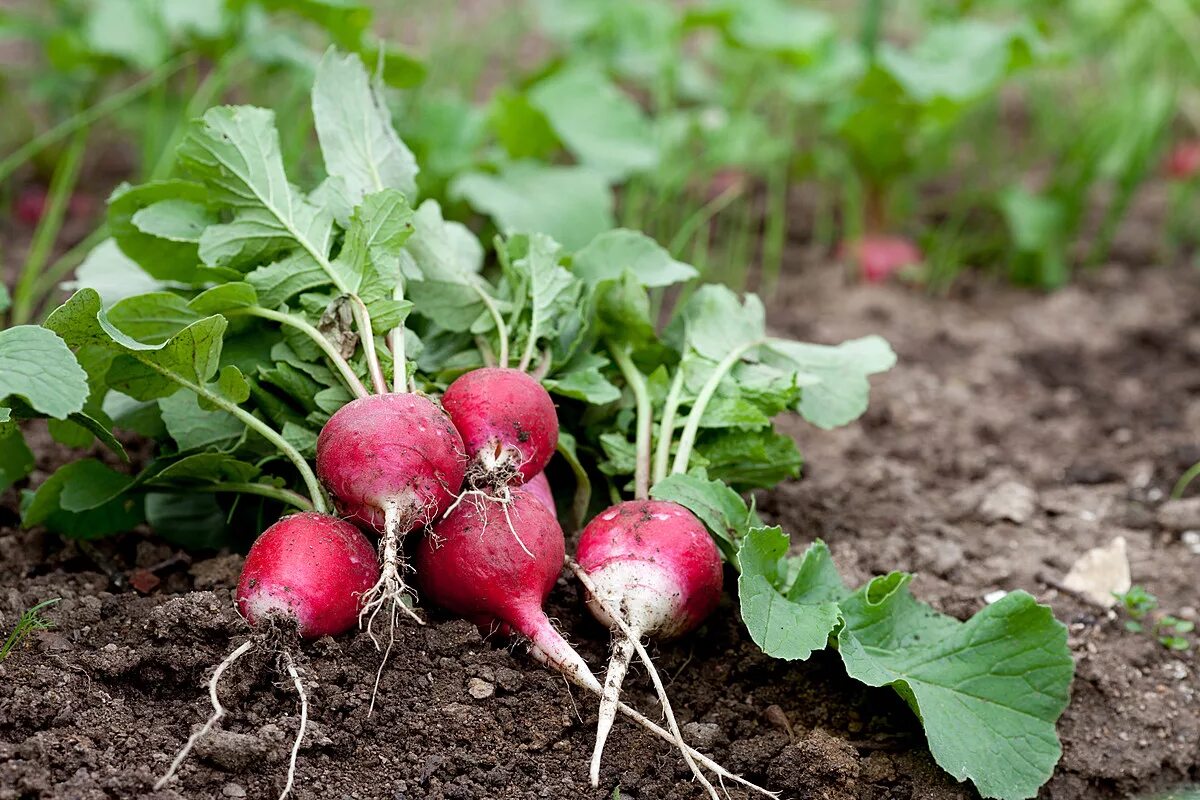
left=9, top=47, right=1077, bottom=800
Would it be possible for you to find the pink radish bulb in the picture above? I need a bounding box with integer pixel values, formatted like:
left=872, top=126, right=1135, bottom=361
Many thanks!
left=317, top=392, right=467, bottom=627
left=236, top=513, right=379, bottom=639
left=525, top=470, right=556, bottom=515
left=415, top=488, right=598, bottom=690
left=317, top=393, right=467, bottom=532
left=575, top=500, right=723, bottom=784
left=441, top=367, right=558, bottom=489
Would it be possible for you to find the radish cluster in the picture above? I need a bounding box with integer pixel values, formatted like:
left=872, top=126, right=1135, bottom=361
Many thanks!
left=159, top=337, right=766, bottom=798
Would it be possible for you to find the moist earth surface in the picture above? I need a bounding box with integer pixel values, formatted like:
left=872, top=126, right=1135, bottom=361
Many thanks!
left=2, top=260, right=1198, bottom=800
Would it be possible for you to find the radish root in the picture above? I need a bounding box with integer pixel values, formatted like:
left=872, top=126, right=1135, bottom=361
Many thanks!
left=567, top=560, right=717, bottom=798
left=590, top=633, right=635, bottom=785
left=279, top=651, right=309, bottom=800
left=155, top=639, right=253, bottom=789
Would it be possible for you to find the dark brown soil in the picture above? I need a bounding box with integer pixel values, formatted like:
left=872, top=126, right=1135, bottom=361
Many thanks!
left=3, top=262, right=1200, bottom=800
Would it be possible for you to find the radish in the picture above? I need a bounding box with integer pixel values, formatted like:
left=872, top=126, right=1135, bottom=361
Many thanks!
left=316, top=392, right=467, bottom=632
left=525, top=470, right=556, bottom=515
left=158, top=513, right=378, bottom=799
left=416, top=487, right=772, bottom=797
left=441, top=366, right=558, bottom=490
left=839, top=235, right=922, bottom=284
left=573, top=501, right=722, bottom=786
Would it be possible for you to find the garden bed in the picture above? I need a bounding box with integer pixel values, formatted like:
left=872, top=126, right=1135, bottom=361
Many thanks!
left=2, top=258, right=1198, bottom=800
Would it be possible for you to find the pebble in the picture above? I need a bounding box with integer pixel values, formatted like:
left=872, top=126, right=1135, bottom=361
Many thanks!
left=222, top=784, right=247, bottom=798
left=1181, top=531, right=1200, bottom=555
left=983, top=589, right=1009, bottom=604
left=681, top=722, right=722, bottom=750
left=467, top=678, right=494, bottom=699
left=1158, top=498, right=1200, bottom=531
left=978, top=481, right=1038, bottom=524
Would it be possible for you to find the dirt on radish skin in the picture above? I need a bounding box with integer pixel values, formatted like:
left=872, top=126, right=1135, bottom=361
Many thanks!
left=316, top=393, right=467, bottom=532
left=236, top=513, right=379, bottom=638
left=441, top=368, right=558, bottom=488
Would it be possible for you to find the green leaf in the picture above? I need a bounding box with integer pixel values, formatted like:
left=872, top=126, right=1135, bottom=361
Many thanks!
left=508, top=233, right=577, bottom=361
left=673, top=285, right=765, bottom=362
left=714, top=0, right=835, bottom=55
left=159, top=391, right=244, bottom=450
left=543, top=366, right=621, bottom=404
left=282, top=421, right=319, bottom=459
left=691, top=428, right=802, bottom=489
left=312, top=49, right=419, bottom=211
left=837, top=581, right=1073, bottom=800
left=105, top=293, right=202, bottom=344
left=47, top=289, right=227, bottom=402
left=148, top=452, right=260, bottom=484
left=84, top=0, right=168, bottom=68
left=450, top=163, right=614, bottom=251
left=763, top=335, right=895, bottom=429
left=528, top=65, right=659, bottom=180
left=571, top=229, right=697, bottom=288
left=180, top=106, right=335, bottom=275
left=0, top=326, right=89, bottom=420
left=70, top=239, right=170, bottom=304
left=189, top=282, right=258, bottom=315
left=22, top=459, right=143, bottom=539
left=651, top=473, right=755, bottom=562
left=337, top=189, right=414, bottom=300
left=247, top=251, right=331, bottom=309
left=0, top=426, right=34, bottom=491
left=144, top=492, right=227, bottom=549
left=108, top=181, right=213, bottom=282
left=738, top=529, right=843, bottom=659
left=489, top=88, right=560, bottom=161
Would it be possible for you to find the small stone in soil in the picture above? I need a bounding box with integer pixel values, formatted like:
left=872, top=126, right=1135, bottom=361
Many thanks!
left=222, top=783, right=247, bottom=797
left=1159, top=498, right=1200, bottom=532
left=978, top=481, right=1038, bottom=524
left=467, top=677, right=494, bottom=699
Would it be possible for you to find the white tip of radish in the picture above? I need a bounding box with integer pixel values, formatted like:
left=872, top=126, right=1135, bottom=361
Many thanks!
left=582, top=560, right=681, bottom=637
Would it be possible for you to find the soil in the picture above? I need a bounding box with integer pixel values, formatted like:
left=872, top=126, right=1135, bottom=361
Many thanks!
left=3, top=258, right=1200, bottom=800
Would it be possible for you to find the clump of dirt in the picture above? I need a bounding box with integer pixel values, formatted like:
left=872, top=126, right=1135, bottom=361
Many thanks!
left=2, top=262, right=1199, bottom=799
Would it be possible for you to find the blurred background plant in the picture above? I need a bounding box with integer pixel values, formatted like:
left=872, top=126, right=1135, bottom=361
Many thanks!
left=3, top=0, right=1199, bottom=322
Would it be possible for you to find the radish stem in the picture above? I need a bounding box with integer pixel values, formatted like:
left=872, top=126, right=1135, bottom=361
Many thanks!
left=155, top=639, right=253, bottom=789
left=154, top=369, right=328, bottom=514
left=608, top=341, right=653, bottom=500
left=185, top=482, right=315, bottom=512
left=671, top=340, right=763, bottom=475
left=652, top=368, right=686, bottom=486
left=389, top=281, right=407, bottom=394
left=475, top=284, right=510, bottom=368
left=349, top=297, right=387, bottom=394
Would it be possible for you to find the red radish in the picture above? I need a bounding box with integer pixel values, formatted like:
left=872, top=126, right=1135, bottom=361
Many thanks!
left=316, top=392, right=467, bottom=629
left=441, top=367, right=558, bottom=489
left=525, top=470, right=556, bottom=515
left=574, top=500, right=723, bottom=787
left=415, top=488, right=592, bottom=682
left=1164, top=140, right=1200, bottom=181
left=159, top=513, right=378, bottom=799
left=13, top=185, right=95, bottom=226
left=840, top=235, right=922, bottom=284
left=237, top=512, right=379, bottom=638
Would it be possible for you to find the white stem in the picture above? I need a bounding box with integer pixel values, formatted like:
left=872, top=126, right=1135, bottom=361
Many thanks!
left=590, top=634, right=635, bottom=786
left=155, top=640, right=253, bottom=789
left=279, top=651, right=308, bottom=800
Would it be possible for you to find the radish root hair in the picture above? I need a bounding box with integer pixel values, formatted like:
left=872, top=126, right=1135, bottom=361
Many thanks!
left=279, top=651, right=309, bottom=800
left=442, top=486, right=534, bottom=559
left=155, top=639, right=254, bottom=789
left=567, top=559, right=720, bottom=800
